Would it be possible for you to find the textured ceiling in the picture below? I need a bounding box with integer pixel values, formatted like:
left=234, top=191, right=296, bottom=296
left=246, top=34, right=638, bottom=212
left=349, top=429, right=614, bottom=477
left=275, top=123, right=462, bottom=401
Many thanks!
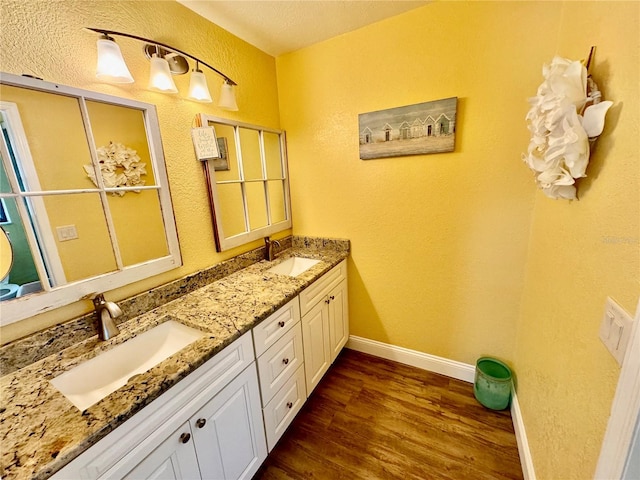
left=177, top=0, right=431, bottom=57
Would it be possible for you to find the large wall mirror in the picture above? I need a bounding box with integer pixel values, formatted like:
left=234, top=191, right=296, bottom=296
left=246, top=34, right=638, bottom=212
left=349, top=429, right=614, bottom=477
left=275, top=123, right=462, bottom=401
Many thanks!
left=199, top=114, right=292, bottom=251
left=0, top=73, right=181, bottom=326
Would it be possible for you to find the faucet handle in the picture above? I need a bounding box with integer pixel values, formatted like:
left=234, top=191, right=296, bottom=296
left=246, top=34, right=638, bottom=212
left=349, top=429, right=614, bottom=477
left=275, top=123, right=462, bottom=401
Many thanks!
left=92, top=293, right=122, bottom=317
left=92, top=293, right=107, bottom=307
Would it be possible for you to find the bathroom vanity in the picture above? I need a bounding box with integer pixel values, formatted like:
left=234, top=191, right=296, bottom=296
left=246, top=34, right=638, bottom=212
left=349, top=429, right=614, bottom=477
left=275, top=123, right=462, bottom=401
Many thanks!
left=0, top=240, right=349, bottom=480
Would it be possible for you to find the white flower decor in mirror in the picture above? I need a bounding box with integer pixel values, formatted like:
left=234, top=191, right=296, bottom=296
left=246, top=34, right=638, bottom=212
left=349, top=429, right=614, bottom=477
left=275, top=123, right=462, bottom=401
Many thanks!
left=84, top=141, right=147, bottom=195
left=522, top=51, right=613, bottom=200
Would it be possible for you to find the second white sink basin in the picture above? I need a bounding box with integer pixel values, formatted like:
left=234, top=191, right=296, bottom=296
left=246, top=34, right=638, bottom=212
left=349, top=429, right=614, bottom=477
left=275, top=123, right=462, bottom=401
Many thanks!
left=267, top=257, right=321, bottom=277
left=50, top=319, right=206, bottom=411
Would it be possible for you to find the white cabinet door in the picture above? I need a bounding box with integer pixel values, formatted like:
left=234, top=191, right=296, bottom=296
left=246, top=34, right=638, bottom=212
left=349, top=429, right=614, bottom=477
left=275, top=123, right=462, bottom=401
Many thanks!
left=301, top=299, right=331, bottom=395
left=190, top=365, right=267, bottom=480
left=328, top=279, right=349, bottom=363
left=123, top=422, right=201, bottom=480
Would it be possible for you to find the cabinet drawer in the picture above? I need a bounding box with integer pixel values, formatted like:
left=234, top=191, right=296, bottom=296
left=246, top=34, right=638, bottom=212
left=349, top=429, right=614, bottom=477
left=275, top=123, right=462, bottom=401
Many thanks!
left=263, top=365, right=307, bottom=452
left=299, top=260, right=347, bottom=316
left=253, top=298, right=301, bottom=357
left=257, top=322, right=304, bottom=406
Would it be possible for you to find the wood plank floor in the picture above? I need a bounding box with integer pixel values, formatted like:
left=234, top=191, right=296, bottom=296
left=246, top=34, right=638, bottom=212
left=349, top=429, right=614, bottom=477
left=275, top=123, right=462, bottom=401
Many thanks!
left=253, top=349, right=523, bottom=480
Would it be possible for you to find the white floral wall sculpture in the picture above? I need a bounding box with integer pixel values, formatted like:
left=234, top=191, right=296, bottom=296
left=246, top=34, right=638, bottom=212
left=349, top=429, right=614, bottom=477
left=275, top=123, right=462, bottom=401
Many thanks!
left=522, top=55, right=613, bottom=200
left=84, top=142, right=147, bottom=196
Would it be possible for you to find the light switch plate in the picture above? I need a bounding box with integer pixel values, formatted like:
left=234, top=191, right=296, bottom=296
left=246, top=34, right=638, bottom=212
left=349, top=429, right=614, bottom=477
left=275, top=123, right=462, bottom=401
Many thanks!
left=599, top=297, right=634, bottom=365
left=56, top=225, right=78, bottom=242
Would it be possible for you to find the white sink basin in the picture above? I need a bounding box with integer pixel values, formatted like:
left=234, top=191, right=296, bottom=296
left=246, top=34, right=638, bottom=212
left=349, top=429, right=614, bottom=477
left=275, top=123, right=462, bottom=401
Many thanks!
left=267, top=257, right=321, bottom=277
left=50, top=320, right=206, bottom=411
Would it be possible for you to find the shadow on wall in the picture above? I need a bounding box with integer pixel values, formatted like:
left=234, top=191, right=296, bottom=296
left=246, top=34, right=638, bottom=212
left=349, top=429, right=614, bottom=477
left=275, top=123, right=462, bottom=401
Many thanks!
left=346, top=258, right=389, bottom=343
left=573, top=58, right=621, bottom=199
left=576, top=104, right=622, bottom=199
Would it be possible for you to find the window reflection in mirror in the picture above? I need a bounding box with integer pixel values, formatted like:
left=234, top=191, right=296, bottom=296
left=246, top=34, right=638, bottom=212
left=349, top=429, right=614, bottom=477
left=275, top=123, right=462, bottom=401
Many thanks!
left=199, top=115, right=291, bottom=251
left=0, top=73, right=181, bottom=325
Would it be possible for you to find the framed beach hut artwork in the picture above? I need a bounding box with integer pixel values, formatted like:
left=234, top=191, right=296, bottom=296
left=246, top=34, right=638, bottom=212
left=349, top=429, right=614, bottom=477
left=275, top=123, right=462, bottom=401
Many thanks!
left=359, top=97, right=457, bottom=160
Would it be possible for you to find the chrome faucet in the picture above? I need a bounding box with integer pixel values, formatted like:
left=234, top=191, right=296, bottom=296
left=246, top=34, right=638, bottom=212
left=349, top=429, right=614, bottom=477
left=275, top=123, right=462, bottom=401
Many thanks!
left=93, top=294, right=122, bottom=340
left=264, top=236, right=281, bottom=262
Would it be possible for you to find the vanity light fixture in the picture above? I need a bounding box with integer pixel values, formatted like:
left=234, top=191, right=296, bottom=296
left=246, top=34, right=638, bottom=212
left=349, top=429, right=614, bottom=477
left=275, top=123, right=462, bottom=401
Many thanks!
left=87, top=27, right=237, bottom=109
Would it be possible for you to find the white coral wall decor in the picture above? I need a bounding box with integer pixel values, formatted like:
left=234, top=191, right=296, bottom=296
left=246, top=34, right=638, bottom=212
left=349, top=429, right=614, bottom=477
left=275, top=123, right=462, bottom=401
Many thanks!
left=522, top=56, right=613, bottom=200
left=84, top=142, right=147, bottom=196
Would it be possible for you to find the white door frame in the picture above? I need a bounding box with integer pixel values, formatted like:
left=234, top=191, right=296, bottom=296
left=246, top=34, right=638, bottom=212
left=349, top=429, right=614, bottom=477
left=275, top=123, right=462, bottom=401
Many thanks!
left=595, top=298, right=640, bottom=479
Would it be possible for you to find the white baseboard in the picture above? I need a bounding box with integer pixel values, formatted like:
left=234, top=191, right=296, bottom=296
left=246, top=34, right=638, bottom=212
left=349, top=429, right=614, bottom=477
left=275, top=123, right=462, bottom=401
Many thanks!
left=510, top=389, right=536, bottom=480
left=346, top=335, right=535, bottom=479
left=346, top=335, right=475, bottom=383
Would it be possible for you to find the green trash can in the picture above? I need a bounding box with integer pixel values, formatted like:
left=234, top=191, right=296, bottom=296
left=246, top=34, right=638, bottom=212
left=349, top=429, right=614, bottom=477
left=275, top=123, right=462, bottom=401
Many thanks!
left=474, top=357, right=512, bottom=410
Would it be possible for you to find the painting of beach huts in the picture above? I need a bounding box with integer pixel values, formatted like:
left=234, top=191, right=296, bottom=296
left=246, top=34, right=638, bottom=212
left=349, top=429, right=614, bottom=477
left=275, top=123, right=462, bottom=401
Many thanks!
left=359, top=97, right=457, bottom=160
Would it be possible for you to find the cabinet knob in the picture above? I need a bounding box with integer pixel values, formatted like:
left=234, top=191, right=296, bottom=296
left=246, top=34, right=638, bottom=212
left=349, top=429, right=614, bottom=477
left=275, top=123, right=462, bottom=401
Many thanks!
left=330, top=295, right=335, bottom=300
left=282, top=358, right=289, bottom=365
left=179, top=432, right=191, bottom=444
left=286, top=402, right=293, bottom=409
left=196, top=418, right=206, bottom=428
left=325, top=299, right=330, bottom=304
left=278, top=321, right=285, bottom=328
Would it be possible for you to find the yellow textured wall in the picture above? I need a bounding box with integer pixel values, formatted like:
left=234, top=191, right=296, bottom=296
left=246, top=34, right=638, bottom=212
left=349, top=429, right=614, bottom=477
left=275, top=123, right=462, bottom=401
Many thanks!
left=514, top=2, right=640, bottom=478
left=277, top=1, right=557, bottom=365
left=0, top=0, right=285, bottom=341
left=277, top=1, right=638, bottom=478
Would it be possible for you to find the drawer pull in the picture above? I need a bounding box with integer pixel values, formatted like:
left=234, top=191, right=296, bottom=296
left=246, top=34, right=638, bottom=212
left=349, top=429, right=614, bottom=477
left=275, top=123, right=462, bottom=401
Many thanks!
left=278, top=321, right=285, bottom=327
left=282, top=358, right=289, bottom=365
left=196, top=418, right=206, bottom=428
left=286, top=402, right=293, bottom=409
left=179, top=433, right=191, bottom=444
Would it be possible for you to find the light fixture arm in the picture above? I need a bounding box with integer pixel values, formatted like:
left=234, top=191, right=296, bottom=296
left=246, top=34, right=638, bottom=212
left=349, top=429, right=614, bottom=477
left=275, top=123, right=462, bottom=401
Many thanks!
left=85, top=27, right=237, bottom=86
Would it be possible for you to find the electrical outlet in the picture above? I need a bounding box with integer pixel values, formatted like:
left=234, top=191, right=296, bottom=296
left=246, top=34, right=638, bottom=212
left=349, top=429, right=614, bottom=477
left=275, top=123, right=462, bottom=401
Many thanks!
left=599, top=297, right=634, bottom=365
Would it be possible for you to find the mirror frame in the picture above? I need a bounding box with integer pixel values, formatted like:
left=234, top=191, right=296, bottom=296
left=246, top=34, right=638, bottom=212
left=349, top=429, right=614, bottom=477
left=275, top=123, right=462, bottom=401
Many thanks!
left=199, top=114, right=292, bottom=251
left=0, top=72, right=181, bottom=326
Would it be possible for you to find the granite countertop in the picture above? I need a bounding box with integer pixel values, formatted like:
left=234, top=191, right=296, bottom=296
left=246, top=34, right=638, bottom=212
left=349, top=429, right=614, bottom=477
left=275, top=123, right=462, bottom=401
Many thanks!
left=0, top=242, right=349, bottom=480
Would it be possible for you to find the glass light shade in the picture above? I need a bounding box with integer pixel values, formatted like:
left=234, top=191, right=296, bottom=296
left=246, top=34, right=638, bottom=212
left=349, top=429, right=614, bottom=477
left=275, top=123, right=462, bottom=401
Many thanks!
left=187, top=70, right=212, bottom=103
left=148, top=54, right=178, bottom=94
left=218, top=82, right=238, bottom=111
left=96, top=38, right=134, bottom=83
